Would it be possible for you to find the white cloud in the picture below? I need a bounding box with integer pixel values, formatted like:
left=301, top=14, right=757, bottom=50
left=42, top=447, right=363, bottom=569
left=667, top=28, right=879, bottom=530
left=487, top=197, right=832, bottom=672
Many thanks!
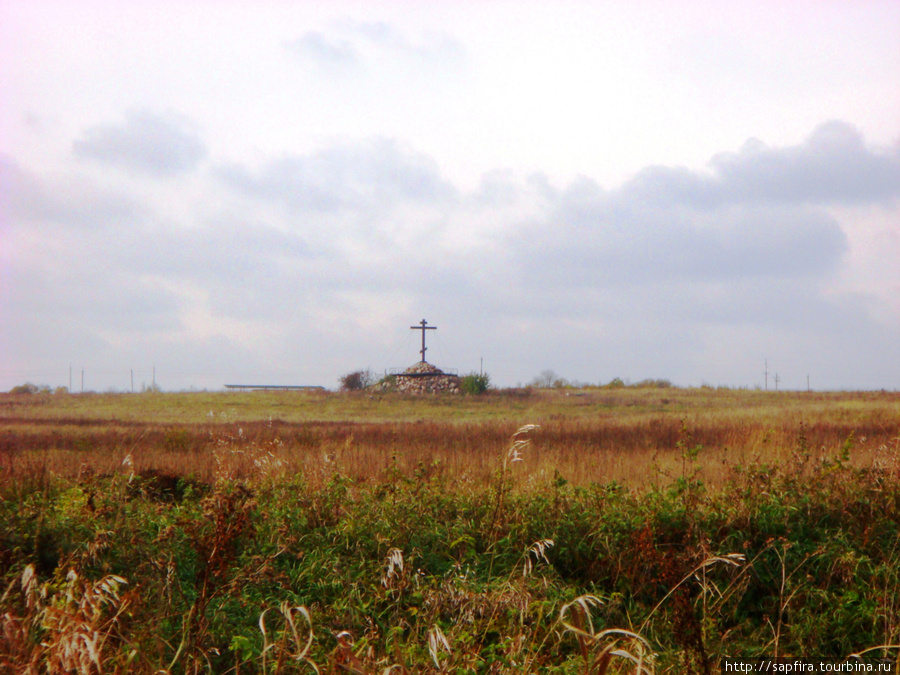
left=73, top=109, right=207, bottom=177
left=285, top=19, right=464, bottom=70
left=284, top=32, right=359, bottom=67
left=4, top=124, right=899, bottom=390
left=2, top=1, right=899, bottom=391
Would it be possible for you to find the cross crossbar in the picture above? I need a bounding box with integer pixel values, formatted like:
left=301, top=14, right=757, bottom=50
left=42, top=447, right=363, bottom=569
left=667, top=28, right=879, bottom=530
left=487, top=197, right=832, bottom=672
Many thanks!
left=410, top=319, right=437, bottom=362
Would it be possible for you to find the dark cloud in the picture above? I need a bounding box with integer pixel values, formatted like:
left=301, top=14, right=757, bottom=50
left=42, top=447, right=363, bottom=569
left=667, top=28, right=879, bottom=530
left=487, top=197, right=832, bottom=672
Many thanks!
left=122, top=217, right=319, bottom=322
left=488, top=131, right=885, bottom=354
left=511, top=122, right=899, bottom=295
left=73, top=110, right=207, bottom=177
left=619, top=165, right=719, bottom=208
left=204, top=126, right=892, bottom=370
left=9, top=261, right=181, bottom=335
left=517, top=192, right=847, bottom=293
left=4, top=123, right=899, bottom=391
left=217, top=138, right=457, bottom=215
left=1, top=154, right=140, bottom=228
left=711, top=121, right=900, bottom=205
left=622, top=121, right=900, bottom=207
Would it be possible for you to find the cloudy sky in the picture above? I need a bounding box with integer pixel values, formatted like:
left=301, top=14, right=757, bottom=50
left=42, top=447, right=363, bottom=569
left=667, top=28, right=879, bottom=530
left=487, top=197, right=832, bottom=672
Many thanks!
left=2, top=1, right=899, bottom=392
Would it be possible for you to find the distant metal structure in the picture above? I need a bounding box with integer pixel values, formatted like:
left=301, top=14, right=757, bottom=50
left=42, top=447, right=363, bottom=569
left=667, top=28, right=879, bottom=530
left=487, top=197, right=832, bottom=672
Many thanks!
left=410, top=319, right=437, bottom=362
left=224, top=384, right=325, bottom=391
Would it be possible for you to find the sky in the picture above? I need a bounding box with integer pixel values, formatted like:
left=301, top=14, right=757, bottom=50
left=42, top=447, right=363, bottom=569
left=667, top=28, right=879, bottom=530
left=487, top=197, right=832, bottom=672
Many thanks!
left=1, top=1, right=899, bottom=392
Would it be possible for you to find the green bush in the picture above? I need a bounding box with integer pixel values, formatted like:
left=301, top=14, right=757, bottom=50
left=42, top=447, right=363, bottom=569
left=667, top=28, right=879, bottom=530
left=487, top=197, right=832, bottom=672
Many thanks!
left=339, top=369, right=375, bottom=391
left=460, top=372, right=491, bottom=394
left=9, top=383, right=49, bottom=395
left=531, top=370, right=571, bottom=388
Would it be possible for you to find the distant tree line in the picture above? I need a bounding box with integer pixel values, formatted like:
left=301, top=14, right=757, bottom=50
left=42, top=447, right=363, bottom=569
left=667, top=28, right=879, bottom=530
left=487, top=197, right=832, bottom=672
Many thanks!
left=529, top=370, right=672, bottom=389
left=7, top=383, right=68, bottom=395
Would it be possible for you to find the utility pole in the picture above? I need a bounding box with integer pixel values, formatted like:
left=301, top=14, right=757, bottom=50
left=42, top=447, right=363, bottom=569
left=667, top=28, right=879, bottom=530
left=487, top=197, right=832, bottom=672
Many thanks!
left=480, top=357, right=483, bottom=376
left=774, top=373, right=780, bottom=392
left=81, top=368, right=84, bottom=394
left=764, top=359, right=769, bottom=391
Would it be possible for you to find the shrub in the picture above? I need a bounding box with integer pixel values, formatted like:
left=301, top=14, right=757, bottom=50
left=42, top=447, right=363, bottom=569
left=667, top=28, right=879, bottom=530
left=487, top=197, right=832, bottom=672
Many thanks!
left=460, top=372, right=491, bottom=395
left=634, top=378, right=673, bottom=389
left=339, top=369, right=375, bottom=391
left=531, top=370, right=570, bottom=388
left=9, top=383, right=49, bottom=395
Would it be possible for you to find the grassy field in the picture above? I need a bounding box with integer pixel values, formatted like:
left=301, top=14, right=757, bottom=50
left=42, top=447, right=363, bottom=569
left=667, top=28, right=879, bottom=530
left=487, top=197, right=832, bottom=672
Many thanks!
left=1, top=386, right=899, bottom=673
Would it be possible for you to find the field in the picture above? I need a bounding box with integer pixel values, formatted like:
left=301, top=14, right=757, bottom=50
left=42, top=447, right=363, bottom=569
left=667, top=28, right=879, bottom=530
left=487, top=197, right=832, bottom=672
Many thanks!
left=1, top=386, right=899, bottom=673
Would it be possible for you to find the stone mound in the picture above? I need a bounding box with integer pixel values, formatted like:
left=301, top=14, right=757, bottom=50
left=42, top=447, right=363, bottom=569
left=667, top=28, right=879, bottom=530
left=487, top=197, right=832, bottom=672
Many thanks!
left=402, top=361, right=446, bottom=376
left=383, top=361, right=461, bottom=394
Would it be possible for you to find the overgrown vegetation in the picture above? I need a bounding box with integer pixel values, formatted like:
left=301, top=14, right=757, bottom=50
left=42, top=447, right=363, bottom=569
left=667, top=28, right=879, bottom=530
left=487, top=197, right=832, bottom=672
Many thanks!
left=8, top=383, right=53, bottom=395
left=1, top=388, right=899, bottom=672
left=339, top=369, right=376, bottom=391
left=460, top=372, right=491, bottom=395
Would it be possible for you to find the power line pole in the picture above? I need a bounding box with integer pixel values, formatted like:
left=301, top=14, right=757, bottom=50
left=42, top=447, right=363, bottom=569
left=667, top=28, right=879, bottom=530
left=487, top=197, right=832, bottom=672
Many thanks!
left=774, top=373, right=780, bottom=391
left=764, top=359, right=769, bottom=391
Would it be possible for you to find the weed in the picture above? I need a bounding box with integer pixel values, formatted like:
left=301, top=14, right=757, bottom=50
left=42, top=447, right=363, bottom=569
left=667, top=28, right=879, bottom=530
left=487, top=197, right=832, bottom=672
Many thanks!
left=460, top=372, right=491, bottom=395
left=1, top=564, right=133, bottom=674
left=2, top=389, right=900, bottom=671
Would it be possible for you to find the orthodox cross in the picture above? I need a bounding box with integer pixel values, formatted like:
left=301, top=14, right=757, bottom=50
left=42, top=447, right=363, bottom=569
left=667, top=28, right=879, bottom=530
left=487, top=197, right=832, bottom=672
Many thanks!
left=410, top=319, right=437, bottom=362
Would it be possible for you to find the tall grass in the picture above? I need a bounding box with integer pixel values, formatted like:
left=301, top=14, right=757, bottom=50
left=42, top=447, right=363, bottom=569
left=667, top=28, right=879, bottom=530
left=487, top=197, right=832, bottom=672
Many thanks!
left=3, top=389, right=898, bottom=491
left=1, top=389, right=899, bottom=672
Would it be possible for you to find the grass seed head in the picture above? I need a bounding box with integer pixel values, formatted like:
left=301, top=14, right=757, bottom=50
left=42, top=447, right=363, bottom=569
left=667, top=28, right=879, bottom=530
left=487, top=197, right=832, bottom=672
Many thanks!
left=523, top=539, right=555, bottom=577
left=382, top=548, right=405, bottom=588
left=427, top=624, right=452, bottom=670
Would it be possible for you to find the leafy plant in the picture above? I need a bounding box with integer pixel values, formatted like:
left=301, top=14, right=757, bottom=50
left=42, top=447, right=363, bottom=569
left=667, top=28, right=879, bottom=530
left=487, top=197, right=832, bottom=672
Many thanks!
left=3, top=388, right=900, bottom=670
left=8, top=383, right=50, bottom=395
left=531, top=370, right=570, bottom=388
left=339, top=369, right=375, bottom=391
left=460, top=372, right=491, bottom=395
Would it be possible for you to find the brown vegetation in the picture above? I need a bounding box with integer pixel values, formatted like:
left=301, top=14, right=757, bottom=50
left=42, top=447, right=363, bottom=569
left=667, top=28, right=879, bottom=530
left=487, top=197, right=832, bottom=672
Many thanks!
left=1, top=388, right=898, bottom=490
left=2, top=387, right=899, bottom=671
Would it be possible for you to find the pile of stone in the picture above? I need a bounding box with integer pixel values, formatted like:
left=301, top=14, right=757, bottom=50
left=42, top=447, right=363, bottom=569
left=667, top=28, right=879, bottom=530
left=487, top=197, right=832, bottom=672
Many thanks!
left=379, top=361, right=461, bottom=395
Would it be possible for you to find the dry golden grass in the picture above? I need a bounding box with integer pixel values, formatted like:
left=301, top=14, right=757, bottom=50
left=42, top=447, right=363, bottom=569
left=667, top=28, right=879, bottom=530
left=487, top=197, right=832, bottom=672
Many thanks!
left=1, top=387, right=898, bottom=492
left=3, top=388, right=899, bottom=671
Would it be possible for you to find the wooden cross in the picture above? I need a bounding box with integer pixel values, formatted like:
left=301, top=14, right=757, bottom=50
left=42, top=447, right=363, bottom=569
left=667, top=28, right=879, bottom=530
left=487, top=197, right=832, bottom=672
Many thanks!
left=410, top=319, right=436, bottom=362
